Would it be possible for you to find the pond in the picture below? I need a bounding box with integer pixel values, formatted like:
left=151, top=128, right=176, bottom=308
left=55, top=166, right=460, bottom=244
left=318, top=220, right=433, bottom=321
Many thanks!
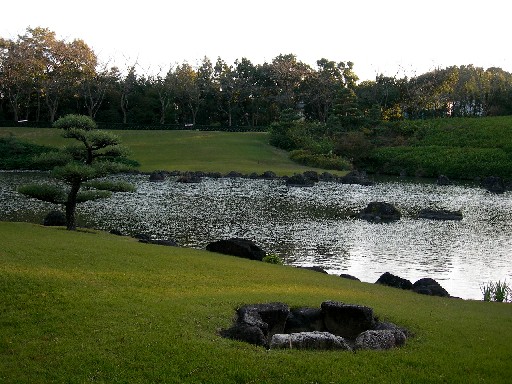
left=1, top=171, right=511, bottom=300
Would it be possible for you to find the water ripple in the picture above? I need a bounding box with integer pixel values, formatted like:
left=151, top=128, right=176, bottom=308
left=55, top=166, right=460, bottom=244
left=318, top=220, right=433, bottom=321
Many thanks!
left=1, top=171, right=511, bottom=300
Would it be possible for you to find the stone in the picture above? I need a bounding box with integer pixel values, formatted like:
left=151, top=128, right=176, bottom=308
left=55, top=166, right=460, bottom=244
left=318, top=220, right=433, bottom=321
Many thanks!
left=284, top=307, right=326, bottom=333
left=437, top=175, right=452, bottom=185
left=417, top=209, right=463, bottom=221
left=359, top=202, right=401, bottom=223
left=376, top=272, right=413, bottom=290
left=481, top=176, right=506, bottom=193
left=298, top=266, right=328, bottom=274
left=340, top=170, right=373, bottom=186
left=270, top=331, right=352, bottom=350
left=206, top=238, right=266, bottom=261
left=321, top=301, right=376, bottom=338
left=225, top=171, right=244, bottom=178
left=177, top=172, right=202, bottom=183
left=355, top=329, right=406, bottom=350
left=320, top=172, right=337, bottom=182
left=219, top=323, right=267, bottom=347
left=237, top=302, right=290, bottom=338
left=220, top=303, right=290, bottom=347
left=260, top=171, right=277, bottom=179
left=43, top=210, right=66, bottom=226
left=303, top=171, right=320, bottom=182
left=412, top=278, right=450, bottom=297
left=339, top=274, right=360, bottom=281
left=149, top=171, right=166, bottom=182
left=373, top=321, right=411, bottom=338
left=285, top=173, right=315, bottom=187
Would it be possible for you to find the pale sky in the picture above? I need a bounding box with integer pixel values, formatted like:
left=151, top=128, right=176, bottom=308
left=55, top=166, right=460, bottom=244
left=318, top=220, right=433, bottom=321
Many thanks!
left=1, top=0, right=510, bottom=81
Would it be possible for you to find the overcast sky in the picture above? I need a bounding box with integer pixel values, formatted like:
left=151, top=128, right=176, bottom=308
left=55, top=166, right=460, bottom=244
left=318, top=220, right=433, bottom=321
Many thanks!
left=1, top=0, right=510, bottom=81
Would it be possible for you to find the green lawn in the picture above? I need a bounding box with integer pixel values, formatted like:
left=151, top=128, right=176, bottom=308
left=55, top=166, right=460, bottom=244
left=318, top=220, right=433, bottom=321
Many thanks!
left=1, top=222, right=511, bottom=383
left=0, top=127, right=341, bottom=175
left=367, top=116, right=512, bottom=179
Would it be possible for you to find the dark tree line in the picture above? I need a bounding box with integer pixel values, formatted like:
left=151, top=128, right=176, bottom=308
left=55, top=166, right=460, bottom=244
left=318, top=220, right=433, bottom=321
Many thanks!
left=2, top=27, right=512, bottom=128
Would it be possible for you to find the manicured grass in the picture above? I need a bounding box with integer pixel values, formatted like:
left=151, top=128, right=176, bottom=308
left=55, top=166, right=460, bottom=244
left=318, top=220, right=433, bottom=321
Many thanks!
left=368, top=116, right=512, bottom=179
left=1, top=222, right=511, bottom=383
left=0, top=128, right=341, bottom=175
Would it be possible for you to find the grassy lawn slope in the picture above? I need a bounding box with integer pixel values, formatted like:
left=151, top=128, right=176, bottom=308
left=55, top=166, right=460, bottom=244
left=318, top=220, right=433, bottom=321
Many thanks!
left=1, top=222, right=511, bottom=383
left=369, top=116, right=512, bottom=179
left=0, top=128, right=338, bottom=175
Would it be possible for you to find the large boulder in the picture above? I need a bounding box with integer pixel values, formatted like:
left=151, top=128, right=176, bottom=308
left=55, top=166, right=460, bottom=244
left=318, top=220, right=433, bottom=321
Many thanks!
left=285, top=173, right=316, bottom=187
left=149, top=171, right=166, bottom=182
left=436, top=175, right=452, bottom=186
left=412, top=278, right=450, bottom=297
left=340, top=170, right=373, bottom=186
left=376, top=272, right=413, bottom=290
left=298, top=265, right=328, bottom=274
left=260, top=171, right=277, bottom=180
left=270, top=331, right=352, bottom=350
left=339, top=274, right=360, bottom=281
left=417, top=209, right=463, bottom=221
left=321, top=301, right=376, bottom=338
left=355, top=329, right=406, bottom=350
left=177, top=172, right=202, bottom=183
left=359, top=202, right=401, bottom=223
left=206, top=238, right=266, bottom=261
left=43, top=210, right=67, bottom=226
left=221, top=303, right=290, bottom=347
left=284, top=307, right=326, bottom=333
left=225, top=171, right=244, bottom=178
left=481, top=176, right=506, bottom=194
left=219, top=323, right=267, bottom=347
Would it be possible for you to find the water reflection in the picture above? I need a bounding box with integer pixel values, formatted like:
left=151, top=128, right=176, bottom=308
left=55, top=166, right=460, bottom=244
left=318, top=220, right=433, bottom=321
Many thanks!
left=1, top=171, right=511, bottom=300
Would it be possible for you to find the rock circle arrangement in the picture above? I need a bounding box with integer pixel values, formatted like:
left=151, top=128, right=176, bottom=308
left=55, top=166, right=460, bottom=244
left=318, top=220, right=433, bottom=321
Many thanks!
left=220, top=301, right=408, bottom=351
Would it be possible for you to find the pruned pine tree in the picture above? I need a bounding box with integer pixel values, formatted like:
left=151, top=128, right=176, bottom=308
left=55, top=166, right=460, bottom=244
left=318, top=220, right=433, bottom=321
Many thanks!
left=18, top=114, right=135, bottom=230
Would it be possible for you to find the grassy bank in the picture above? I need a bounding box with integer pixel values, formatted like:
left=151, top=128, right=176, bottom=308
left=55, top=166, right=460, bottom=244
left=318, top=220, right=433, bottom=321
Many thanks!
left=0, top=127, right=340, bottom=176
left=366, top=116, right=512, bottom=179
left=1, top=222, right=511, bottom=383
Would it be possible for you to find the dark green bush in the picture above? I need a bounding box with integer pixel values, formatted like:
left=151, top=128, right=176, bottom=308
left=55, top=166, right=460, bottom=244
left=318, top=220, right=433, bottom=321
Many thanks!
left=290, top=150, right=352, bottom=171
left=367, top=146, right=512, bottom=179
left=0, top=137, right=56, bottom=170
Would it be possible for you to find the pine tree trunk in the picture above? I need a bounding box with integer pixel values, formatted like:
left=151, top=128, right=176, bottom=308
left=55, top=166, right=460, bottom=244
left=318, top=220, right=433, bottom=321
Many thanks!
left=65, top=181, right=81, bottom=230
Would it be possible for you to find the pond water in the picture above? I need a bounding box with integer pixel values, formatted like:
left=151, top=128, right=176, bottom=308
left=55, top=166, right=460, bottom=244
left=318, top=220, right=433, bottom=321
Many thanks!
left=1, top=171, right=511, bottom=300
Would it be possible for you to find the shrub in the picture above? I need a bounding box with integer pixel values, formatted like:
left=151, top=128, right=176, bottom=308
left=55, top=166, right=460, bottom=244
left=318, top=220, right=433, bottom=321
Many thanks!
left=480, top=280, right=510, bottom=302
left=289, top=150, right=352, bottom=171
left=0, top=137, right=56, bottom=170
left=262, top=254, right=284, bottom=265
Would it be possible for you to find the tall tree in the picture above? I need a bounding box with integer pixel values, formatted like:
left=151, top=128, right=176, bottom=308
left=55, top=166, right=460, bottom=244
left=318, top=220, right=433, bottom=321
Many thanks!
left=80, top=63, right=118, bottom=119
left=119, top=65, right=137, bottom=124
left=303, top=59, right=358, bottom=123
left=173, top=62, right=201, bottom=125
left=149, top=65, right=176, bottom=124
left=214, top=58, right=237, bottom=127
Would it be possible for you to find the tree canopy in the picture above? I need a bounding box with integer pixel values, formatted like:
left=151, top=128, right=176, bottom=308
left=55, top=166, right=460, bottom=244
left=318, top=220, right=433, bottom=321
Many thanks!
left=18, top=114, right=135, bottom=230
left=2, top=27, right=512, bottom=127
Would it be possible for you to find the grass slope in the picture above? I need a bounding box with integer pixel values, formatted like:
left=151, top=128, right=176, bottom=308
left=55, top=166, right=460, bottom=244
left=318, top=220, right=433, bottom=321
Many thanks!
left=0, top=128, right=338, bottom=175
left=369, top=116, right=512, bottom=179
left=1, top=222, right=511, bottom=383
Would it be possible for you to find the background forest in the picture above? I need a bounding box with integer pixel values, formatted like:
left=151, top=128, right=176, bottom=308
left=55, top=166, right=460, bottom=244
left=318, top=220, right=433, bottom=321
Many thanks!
left=2, top=27, right=512, bottom=180
left=2, top=27, right=512, bottom=128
